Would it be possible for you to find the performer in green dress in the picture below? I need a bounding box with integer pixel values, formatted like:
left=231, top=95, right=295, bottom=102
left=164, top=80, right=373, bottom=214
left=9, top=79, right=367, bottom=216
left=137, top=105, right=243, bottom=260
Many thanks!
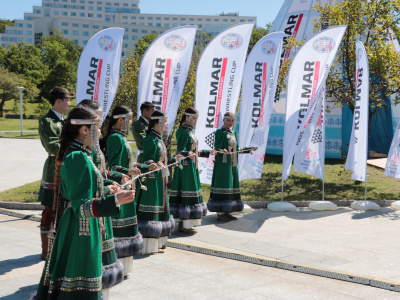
left=136, top=110, right=182, bottom=254
left=77, top=100, right=130, bottom=295
left=207, top=112, right=258, bottom=221
left=38, top=87, right=70, bottom=259
left=34, top=107, right=136, bottom=300
left=170, top=107, right=213, bottom=233
left=105, top=105, right=156, bottom=276
left=132, top=102, right=155, bottom=163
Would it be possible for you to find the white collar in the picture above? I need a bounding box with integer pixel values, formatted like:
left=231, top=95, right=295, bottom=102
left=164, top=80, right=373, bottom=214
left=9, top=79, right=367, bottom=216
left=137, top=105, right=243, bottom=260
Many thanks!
left=141, top=116, right=149, bottom=124
left=52, top=109, right=64, bottom=121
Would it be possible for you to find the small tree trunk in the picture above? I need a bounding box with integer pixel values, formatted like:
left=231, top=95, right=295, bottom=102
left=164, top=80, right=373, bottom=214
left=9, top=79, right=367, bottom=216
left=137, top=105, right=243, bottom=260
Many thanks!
left=0, top=98, right=5, bottom=117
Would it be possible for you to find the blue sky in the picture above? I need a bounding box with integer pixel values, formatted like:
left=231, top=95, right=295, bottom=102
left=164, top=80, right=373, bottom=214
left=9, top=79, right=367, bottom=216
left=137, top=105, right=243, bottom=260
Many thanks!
left=1, top=0, right=286, bottom=28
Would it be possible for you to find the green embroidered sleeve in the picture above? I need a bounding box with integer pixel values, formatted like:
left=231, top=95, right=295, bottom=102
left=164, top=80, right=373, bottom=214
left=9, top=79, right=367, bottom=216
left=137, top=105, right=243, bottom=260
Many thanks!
left=62, top=151, right=119, bottom=219
left=176, top=128, right=190, bottom=157
left=107, top=134, right=130, bottom=174
left=143, top=135, right=158, bottom=164
left=38, top=117, right=61, bottom=155
left=132, top=120, right=146, bottom=151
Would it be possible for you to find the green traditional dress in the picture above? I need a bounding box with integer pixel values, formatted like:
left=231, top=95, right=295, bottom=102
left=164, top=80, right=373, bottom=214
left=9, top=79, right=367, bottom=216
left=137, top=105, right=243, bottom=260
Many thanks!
left=136, top=129, right=176, bottom=254
left=35, top=142, right=120, bottom=300
left=170, top=124, right=209, bottom=228
left=207, top=127, right=252, bottom=213
left=38, top=109, right=63, bottom=207
left=90, top=151, right=124, bottom=291
left=131, top=116, right=148, bottom=163
left=107, top=129, right=144, bottom=271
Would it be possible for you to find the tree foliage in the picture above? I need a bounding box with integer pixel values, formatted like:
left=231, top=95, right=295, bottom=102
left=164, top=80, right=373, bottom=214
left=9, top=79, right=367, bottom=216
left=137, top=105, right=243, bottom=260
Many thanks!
left=313, top=0, right=400, bottom=122
left=0, top=69, right=38, bottom=117
left=0, top=19, right=14, bottom=34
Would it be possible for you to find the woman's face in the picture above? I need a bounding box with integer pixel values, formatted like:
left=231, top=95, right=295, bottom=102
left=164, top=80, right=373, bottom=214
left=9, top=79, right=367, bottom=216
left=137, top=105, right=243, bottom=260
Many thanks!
left=187, top=115, right=198, bottom=127
left=225, top=118, right=234, bottom=129
left=163, top=119, right=168, bottom=132
left=84, top=123, right=101, bottom=147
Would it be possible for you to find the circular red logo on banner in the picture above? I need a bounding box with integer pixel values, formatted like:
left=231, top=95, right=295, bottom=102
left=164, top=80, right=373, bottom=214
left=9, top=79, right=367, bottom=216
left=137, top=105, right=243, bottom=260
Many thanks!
left=164, top=35, right=187, bottom=51
left=221, top=33, right=243, bottom=50
left=99, top=35, right=115, bottom=52
left=262, top=40, right=276, bottom=55
left=312, top=37, right=335, bottom=53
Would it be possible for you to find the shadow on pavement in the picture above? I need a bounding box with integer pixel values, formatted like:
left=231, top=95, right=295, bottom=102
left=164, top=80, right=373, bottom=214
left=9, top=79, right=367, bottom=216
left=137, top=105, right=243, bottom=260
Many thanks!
left=0, top=254, right=41, bottom=275
left=351, top=208, right=400, bottom=220
left=2, top=284, right=37, bottom=300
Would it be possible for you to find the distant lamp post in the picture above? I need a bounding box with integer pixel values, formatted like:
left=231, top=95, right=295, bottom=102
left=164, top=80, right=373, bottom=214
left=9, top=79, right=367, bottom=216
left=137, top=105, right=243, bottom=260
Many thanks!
left=17, top=87, right=25, bottom=137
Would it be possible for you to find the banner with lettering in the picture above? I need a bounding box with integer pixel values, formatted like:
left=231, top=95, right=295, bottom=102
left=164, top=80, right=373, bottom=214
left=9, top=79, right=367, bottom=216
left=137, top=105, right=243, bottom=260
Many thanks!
left=293, top=85, right=326, bottom=179
left=137, top=26, right=197, bottom=134
left=76, top=27, right=124, bottom=120
left=282, top=25, right=347, bottom=181
left=195, top=22, right=254, bottom=184
left=345, top=42, right=369, bottom=181
left=238, top=32, right=284, bottom=181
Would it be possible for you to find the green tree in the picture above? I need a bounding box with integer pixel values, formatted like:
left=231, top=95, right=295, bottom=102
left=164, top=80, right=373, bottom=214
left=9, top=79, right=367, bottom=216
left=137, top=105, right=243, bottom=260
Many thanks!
left=0, top=19, right=14, bottom=34
left=37, top=30, right=82, bottom=99
left=0, top=69, right=38, bottom=117
left=247, top=24, right=272, bottom=55
left=313, top=0, right=400, bottom=129
left=3, top=42, right=47, bottom=86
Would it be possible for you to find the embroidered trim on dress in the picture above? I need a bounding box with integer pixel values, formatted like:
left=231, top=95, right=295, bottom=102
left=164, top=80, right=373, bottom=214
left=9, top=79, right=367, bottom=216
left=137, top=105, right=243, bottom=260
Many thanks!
left=49, top=276, right=102, bottom=293
left=102, top=238, right=115, bottom=252
left=210, top=187, right=241, bottom=194
left=138, top=203, right=166, bottom=213
left=41, top=180, right=55, bottom=190
left=111, top=216, right=138, bottom=228
left=170, top=190, right=202, bottom=197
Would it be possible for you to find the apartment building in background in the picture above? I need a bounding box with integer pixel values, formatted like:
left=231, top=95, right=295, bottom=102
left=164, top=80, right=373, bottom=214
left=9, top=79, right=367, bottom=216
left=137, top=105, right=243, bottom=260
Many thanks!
left=1, top=0, right=257, bottom=55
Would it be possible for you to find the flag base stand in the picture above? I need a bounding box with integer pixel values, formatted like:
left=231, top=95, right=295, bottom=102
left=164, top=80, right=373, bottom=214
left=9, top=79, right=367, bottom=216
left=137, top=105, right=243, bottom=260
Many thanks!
left=391, top=201, right=400, bottom=210
left=351, top=201, right=380, bottom=211
left=267, top=202, right=296, bottom=212
left=309, top=201, right=337, bottom=211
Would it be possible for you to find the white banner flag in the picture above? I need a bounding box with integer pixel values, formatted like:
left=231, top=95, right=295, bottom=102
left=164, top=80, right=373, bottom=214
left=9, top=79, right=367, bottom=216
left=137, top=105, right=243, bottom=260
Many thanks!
left=76, top=28, right=124, bottom=120
left=195, top=22, right=254, bottom=184
left=282, top=25, right=347, bottom=181
left=385, top=121, right=400, bottom=178
left=345, top=42, right=369, bottom=181
left=138, top=26, right=197, bottom=134
left=293, top=85, right=326, bottom=179
left=238, top=32, right=284, bottom=181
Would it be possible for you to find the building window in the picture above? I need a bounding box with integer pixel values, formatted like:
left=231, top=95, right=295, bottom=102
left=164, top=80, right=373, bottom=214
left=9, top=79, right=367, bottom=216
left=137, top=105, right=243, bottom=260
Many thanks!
left=132, top=36, right=138, bottom=40
left=156, top=23, right=161, bottom=27
left=72, top=23, right=79, bottom=27
left=206, top=18, right=211, bottom=21
left=89, top=6, right=93, bottom=10
left=16, top=23, right=23, bottom=27
left=123, top=35, right=128, bottom=39
left=181, top=18, right=186, bottom=21
left=97, top=7, right=102, bottom=10
left=18, top=38, right=24, bottom=42
left=173, top=17, right=178, bottom=20
left=71, top=12, right=76, bottom=16
left=73, top=39, right=79, bottom=44
left=54, top=11, right=59, bottom=15
left=189, top=18, right=194, bottom=21
left=223, top=19, right=228, bottom=22
left=114, top=2, right=119, bottom=5
left=106, top=2, right=111, bottom=5
left=140, top=16, right=144, bottom=19
left=62, top=22, right=68, bottom=26
left=73, top=30, right=79, bottom=35
left=27, top=38, right=33, bottom=43
left=93, top=25, right=99, bottom=29
left=83, top=31, right=89, bottom=36
left=123, top=3, right=128, bottom=6
left=140, top=22, right=144, bottom=25
left=148, top=23, right=153, bottom=26
left=214, top=19, right=219, bottom=22
left=35, top=10, right=41, bottom=14
left=141, top=30, right=147, bottom=33
left=172, top=23, right=178, bottom=27
left=97, top=14, right=102, bottom=17
left=17, top=31, right=23, bottom=35
left=97, top=1, right=102, bottom=4
left=27, top=31, right=32, bottom=35
left=80, top=5, right=85, bottom=9
left=27, top=24, right=33, bottom=28
left=148, top=17, right=153, bottom=20
left=105, top=17, right=110, bottom=21
left=44, top=13, right=50, bottom=17
left=83, top=24, right=89, bottom=28
left=83, top=40, right=88, bottom=45
left=198, top=24, right=202, bottom=28
left=71, top=5, right=76, bottom=8
left=105, top=7, right=111, bottom=12
left=123, top=16, right=127, bottom=19
left=62, top=12, right=68, bottom=16
left=88, top=1, right=93, bottom=3
left=164, top=17, right=169, bottom=20
left=62, top=30, right=68, bottom=34
left=164, top=23, right=169, bottom=27
left=54, top=4, right=59, bottom=7
left=80, top=13, right=85, bottom=17
left=88, top=13, right=93, bottom=17
left=240, top=19, right=245, bottom=22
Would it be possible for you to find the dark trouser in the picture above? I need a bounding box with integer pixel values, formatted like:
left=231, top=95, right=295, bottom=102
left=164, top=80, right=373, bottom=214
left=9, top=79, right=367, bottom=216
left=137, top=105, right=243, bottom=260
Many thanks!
left=40, top=205, right=52, bottom=258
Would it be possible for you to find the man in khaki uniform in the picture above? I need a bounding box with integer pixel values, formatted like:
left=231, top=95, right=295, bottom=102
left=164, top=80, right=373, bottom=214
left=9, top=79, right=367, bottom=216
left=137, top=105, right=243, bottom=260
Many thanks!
left=131, top=102, right=155, bottom=163
left=38, top=87, right=70, bottom=259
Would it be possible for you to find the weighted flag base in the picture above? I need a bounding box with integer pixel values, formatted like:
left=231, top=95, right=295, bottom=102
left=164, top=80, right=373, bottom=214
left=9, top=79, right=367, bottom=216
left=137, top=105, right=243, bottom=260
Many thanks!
left=267, top=202, right=296, bottom=212
left=391, top=201, right=400, bottom=210
left=309, top=201, right=337, bottom=211
left=351, top=201, right=380, bottom=211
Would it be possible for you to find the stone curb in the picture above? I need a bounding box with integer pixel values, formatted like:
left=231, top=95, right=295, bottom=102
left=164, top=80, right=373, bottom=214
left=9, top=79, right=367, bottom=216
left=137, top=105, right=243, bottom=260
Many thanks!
left=0, top=200, right=396, bottom=211
left=166, top=240, right=400, bottom=293
left=0, top=208, right=41, bottom=222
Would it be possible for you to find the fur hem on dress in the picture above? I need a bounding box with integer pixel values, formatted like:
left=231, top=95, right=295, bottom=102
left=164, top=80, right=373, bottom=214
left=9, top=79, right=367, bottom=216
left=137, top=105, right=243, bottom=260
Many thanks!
left=139, top=215, right=175, bottom=238
left=114, top=234, right=143, bottom=258
left=207, top=199, right=244, bottom=213
left=102, top=260, right=124, bottom=289
left=170, top=204, right=204, bottom=220
left=29, top=294, right=36, bottom=300
left=201, top=202, right=208, bottom=216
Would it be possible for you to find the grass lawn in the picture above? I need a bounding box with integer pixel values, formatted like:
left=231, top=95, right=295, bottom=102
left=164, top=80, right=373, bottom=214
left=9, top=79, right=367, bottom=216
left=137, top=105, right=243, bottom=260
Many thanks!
left=1, top=150, right=399, bottom=203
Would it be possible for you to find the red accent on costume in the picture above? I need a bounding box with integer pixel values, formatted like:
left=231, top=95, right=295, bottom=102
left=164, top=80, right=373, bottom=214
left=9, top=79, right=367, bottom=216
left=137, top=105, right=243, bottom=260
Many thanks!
left=92, top=198, right=99, bottom=218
